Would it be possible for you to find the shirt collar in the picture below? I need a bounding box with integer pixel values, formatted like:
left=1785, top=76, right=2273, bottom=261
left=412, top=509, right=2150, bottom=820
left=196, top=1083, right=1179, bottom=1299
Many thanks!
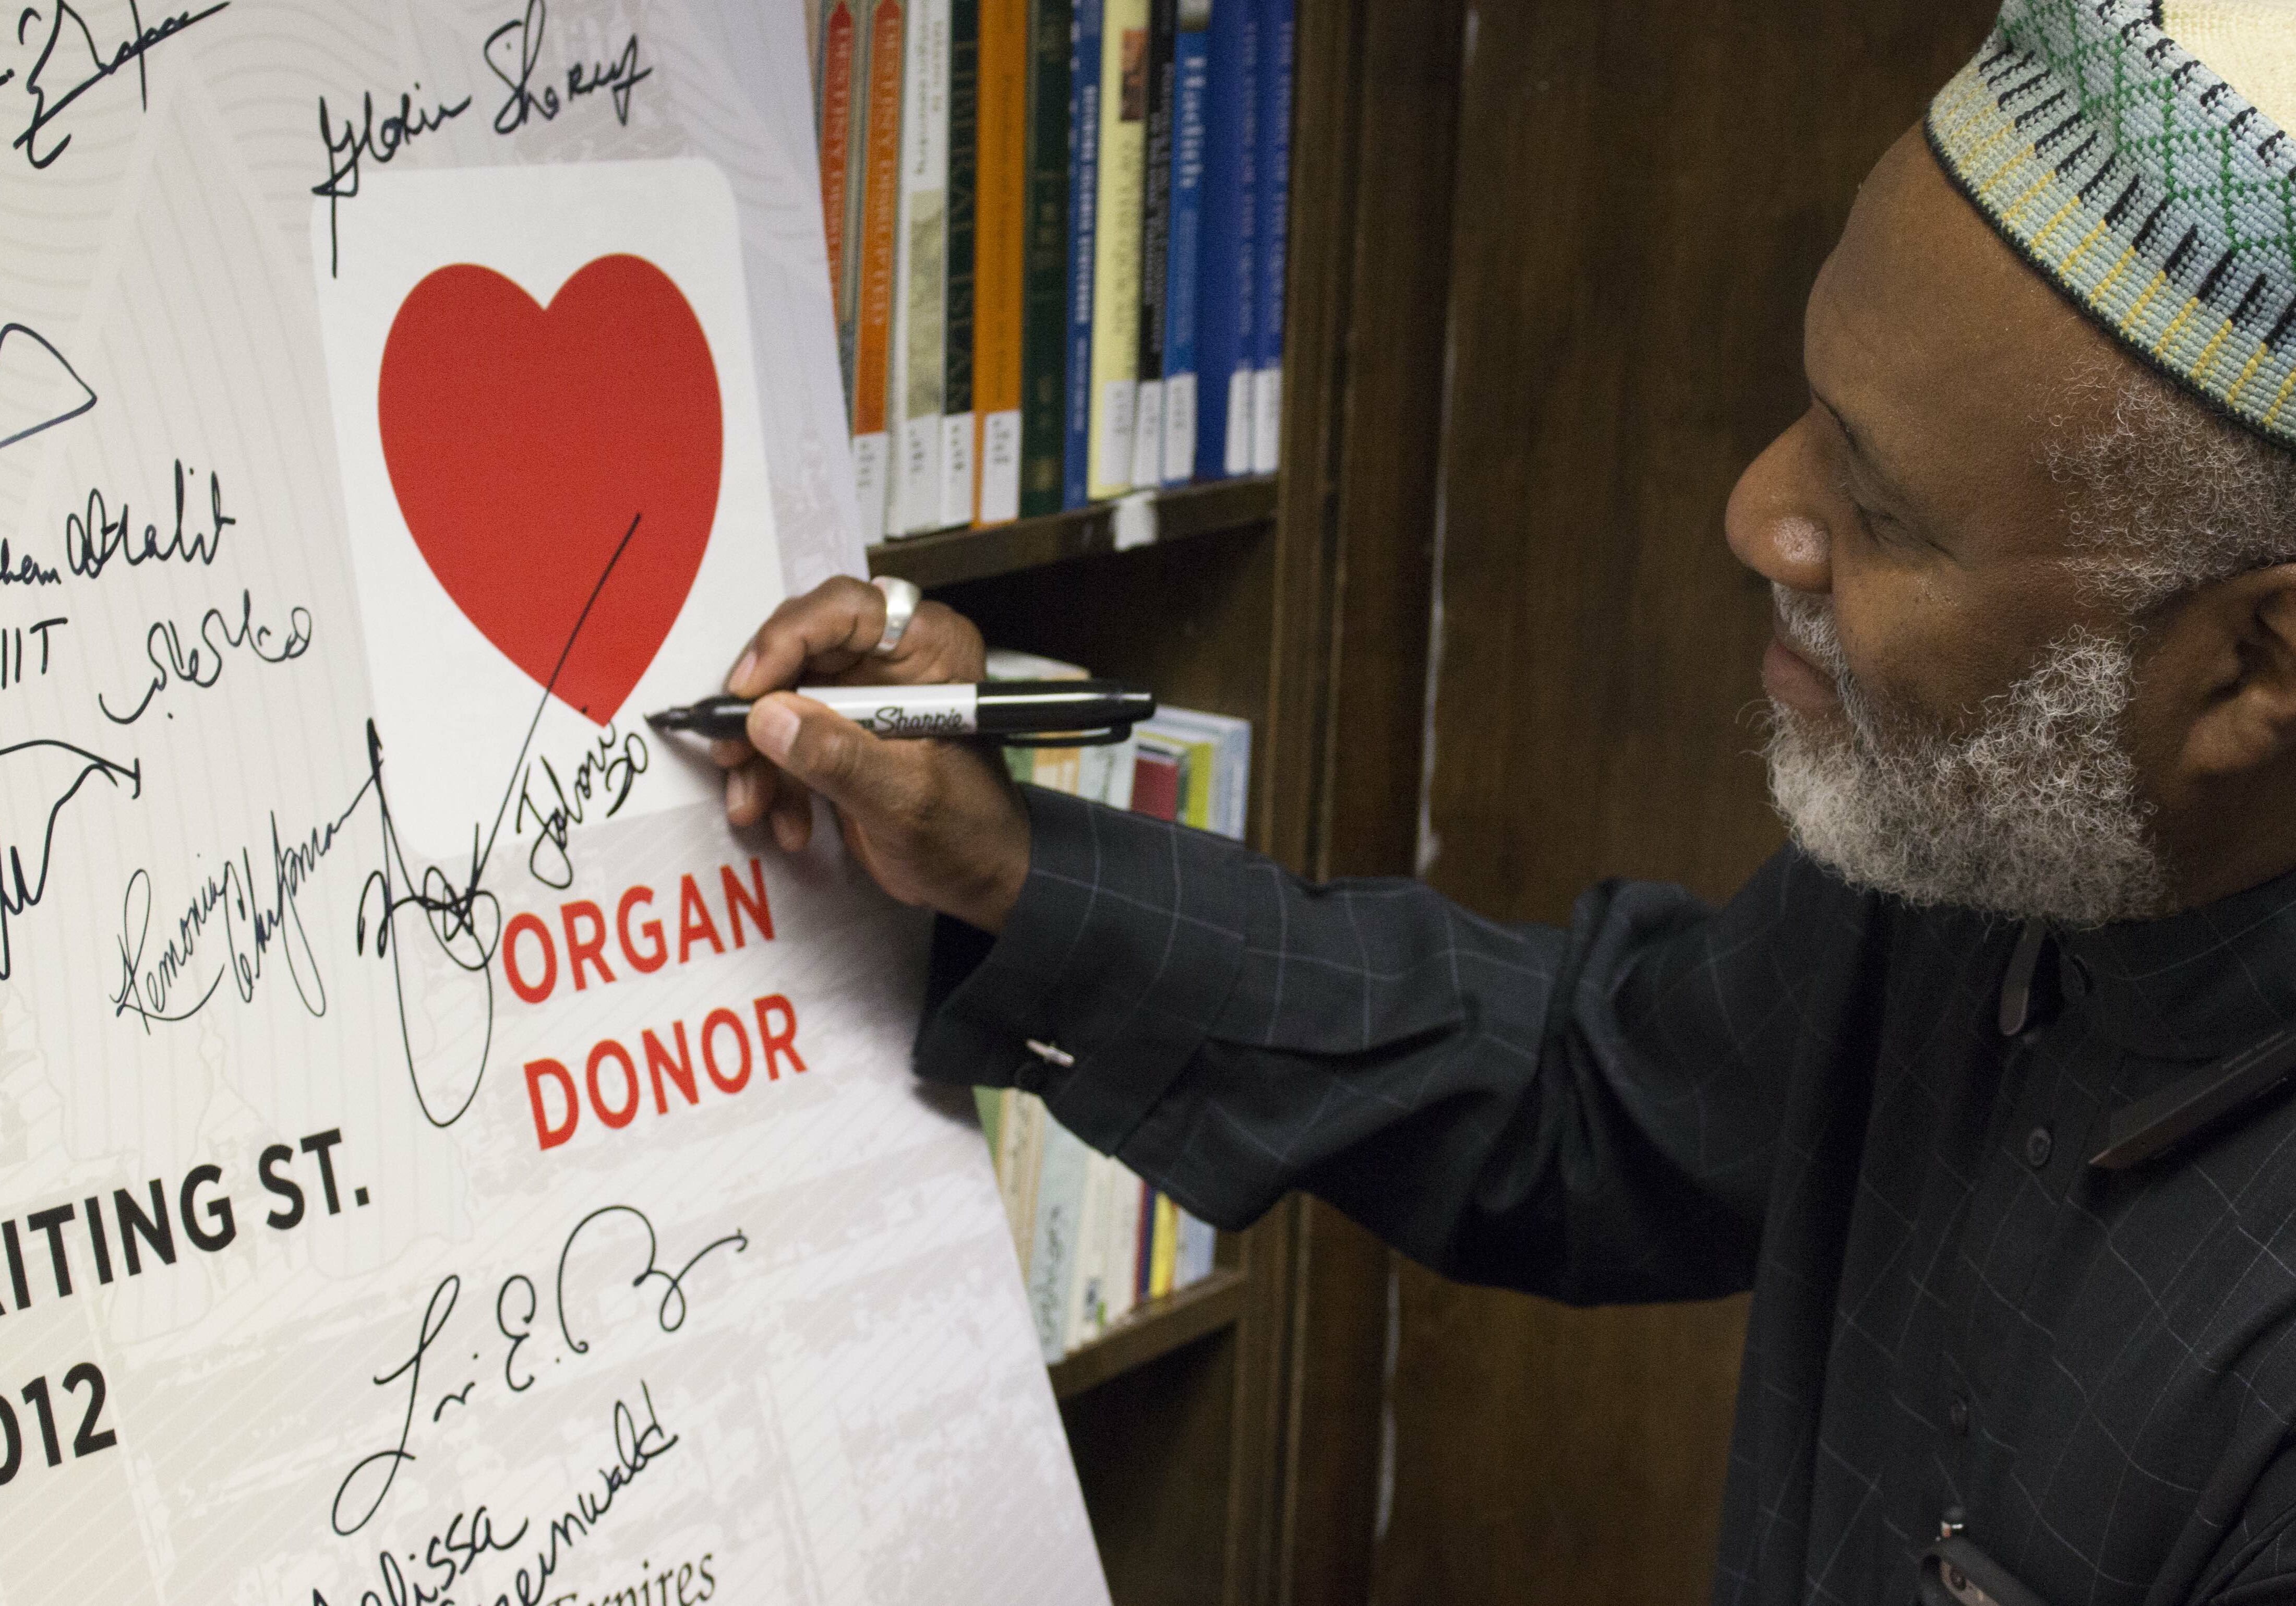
left=2058, top=865, right=2296, bottom=1060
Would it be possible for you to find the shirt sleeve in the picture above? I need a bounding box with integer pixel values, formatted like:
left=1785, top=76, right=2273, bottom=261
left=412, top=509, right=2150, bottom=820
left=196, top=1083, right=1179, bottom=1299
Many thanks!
left=914, top=784, right=1877, bottom=1305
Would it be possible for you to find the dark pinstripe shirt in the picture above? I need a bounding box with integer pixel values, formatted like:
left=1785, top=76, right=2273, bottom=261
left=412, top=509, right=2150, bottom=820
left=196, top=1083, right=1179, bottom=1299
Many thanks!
left=918, top=787, right=2296, bottom=1605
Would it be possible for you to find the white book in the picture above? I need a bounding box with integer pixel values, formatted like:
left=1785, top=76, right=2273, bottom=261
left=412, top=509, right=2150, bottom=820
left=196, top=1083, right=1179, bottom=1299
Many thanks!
left=854, top=429, right=892, bottom=540
left=1095, top=376, right=1139, bottom=497
left=996, top=1090, right=1048, bottom=1275
left=1027, top=1119, right=1093, bottom=1361
left=979, top=408, right=1024, bottom=522
left=1129, top=378, right=1165, bottom=489
left=1161, top=371, right=1198, bottom=486
left=1178, top=1211, right=1219, bottom=1287
left=1251, top=363, right=1281, bottom=474
left=1104, top=1166, right=1146, bottom=1326
left=889, top=0, right=951, bottom=534
left=1223, top=366, right=1255, bottom=477
left=1066, top=1151, right=1118, bottom=1351
left=941, top=408, right=976, bottom=526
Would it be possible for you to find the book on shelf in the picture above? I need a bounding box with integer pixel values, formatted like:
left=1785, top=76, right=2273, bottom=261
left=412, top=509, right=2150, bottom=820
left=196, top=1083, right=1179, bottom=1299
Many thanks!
left=1063, top=0, right=1105, bottom=510
left=944, top=0, right=982, bottom=529
left=817, top=0, right=866, bottom=421
left=1160, top=0, right=1211, bottom=485
left=1251, top=0, right=1291, bottom=476
left=889, top=0, right=951, bottom=536
left=850, top=0, right=908, bottom=538
left=974, top=649, right=1243, bottom=1361
left=1085, top=0, right=1149, bottom=500
left=1131, top=0, right=1179, bottom=493
left=1194, top=0, right=1257, bottom=480
left=813, top=0, right=1289, bottom=536
left=1018, top=0, right=1075, bottom=519
left=974, top=0, right=1030, bottom=525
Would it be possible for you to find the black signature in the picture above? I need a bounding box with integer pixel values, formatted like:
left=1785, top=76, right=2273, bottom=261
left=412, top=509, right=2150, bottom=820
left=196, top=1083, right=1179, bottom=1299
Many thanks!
left=333, top=1202, right=731, bottom=1538
left=5, top=0, right=230, bottom=170
left=356, top=511, right=647, bottom=1130
left=0, top=538, right=60, bottom=585
left=485, top=0, right=651, bottom=137
left=1, top=738, right=139, bottom=980
left=512, top=724, right=648, bottom=889
left=311, top=82, right=473, bottom=278
left=108, top=779, right=367, bottom=1029
left=98, top=589, right=313, bottom=724
left=0, top=322, right=96, bottom=451
left=62, top=458, right=231, bottom=580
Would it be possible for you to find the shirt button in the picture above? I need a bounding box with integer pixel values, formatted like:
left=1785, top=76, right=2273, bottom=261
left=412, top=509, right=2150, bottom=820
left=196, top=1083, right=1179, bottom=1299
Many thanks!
left=2024, top=1125, right=2053, bottom=1170
left=1949, top=1395, right=1971, bottom=1436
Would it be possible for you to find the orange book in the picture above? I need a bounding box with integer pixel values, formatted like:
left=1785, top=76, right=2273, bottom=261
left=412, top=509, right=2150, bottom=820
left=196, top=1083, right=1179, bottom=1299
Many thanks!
left=970, top=0, right=1028, bottom=526
left=852, top=0, right=908, bottom=541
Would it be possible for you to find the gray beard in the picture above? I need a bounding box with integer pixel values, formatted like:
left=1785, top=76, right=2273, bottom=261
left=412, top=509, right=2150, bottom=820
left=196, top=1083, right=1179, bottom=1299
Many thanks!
left=1762, top=586, right=2167, bottom=928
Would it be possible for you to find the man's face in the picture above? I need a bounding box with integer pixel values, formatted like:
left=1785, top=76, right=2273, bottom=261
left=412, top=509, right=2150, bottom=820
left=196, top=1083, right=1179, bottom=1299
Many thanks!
left=1725, top=128, right=2171, bottom=922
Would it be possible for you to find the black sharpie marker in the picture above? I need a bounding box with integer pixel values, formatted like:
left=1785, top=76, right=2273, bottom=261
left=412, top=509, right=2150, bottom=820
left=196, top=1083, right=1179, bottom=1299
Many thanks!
left=646, top=680, right=1157, bottom=746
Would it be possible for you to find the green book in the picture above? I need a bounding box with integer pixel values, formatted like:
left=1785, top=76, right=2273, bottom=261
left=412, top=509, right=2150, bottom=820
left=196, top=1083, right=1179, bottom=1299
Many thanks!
left=1019, top=0, right=1076, bottom=517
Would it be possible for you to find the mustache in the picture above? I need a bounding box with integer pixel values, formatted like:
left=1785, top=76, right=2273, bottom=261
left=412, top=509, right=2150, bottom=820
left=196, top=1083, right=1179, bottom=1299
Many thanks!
left=1771, top=585, right=1849, bottom=684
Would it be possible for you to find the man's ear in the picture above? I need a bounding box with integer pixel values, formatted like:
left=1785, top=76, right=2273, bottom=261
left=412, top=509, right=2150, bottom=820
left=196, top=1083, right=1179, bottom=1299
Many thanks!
left=2162, top=564, right=2296, bottom=783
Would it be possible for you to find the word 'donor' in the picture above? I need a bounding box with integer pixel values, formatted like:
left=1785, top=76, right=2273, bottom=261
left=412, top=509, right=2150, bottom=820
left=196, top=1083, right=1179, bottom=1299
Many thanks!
left=524, top=992, right=807, bottom=1152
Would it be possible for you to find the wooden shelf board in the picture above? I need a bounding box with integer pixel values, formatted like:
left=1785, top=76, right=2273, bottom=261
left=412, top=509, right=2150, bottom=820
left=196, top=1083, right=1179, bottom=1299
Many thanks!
left=1048, top=1268, right=1249, bottom=1401
left=868, top=477, right=1278, bottom=590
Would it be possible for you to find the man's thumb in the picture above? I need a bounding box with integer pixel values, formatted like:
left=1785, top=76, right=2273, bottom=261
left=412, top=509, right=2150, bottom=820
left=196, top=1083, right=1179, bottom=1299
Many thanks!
left=749, top=693, right=908, bottom=815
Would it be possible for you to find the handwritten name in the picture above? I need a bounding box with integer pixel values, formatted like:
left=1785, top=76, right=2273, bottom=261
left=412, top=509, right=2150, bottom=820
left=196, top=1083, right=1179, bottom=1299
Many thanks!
left=513, top=726, right=648, bottom=889
left=0, top=540, right=61, bottom=586
left=1, top=737, right=139, bottom=979
left=312, top=83, right=474, bottom=277
left=99, top=589, right=313, bottom=724
left=486, top=0, right=652, bottom=137
left=62, top=459, right=232, bottom=580
left=5, top=1, right=231, bottom=170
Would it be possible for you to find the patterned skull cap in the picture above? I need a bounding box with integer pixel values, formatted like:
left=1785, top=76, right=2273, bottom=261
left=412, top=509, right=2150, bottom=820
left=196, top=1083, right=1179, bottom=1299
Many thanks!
left=1930, top=0, right=2296, bottom=450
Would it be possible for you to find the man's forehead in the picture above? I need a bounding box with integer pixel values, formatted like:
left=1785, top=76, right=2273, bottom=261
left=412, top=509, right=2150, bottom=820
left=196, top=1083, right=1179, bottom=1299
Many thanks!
left=1807, top=135, right=2119, bottom=488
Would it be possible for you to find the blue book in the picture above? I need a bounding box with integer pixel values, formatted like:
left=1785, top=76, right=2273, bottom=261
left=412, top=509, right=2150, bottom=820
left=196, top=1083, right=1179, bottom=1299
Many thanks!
left=1193, top=0, right=1256, bottom=481
left=1160, top=0, right=1211, bottom=485
left=1062, top=0, right=1105, bottom=509
left=1250, top=0, right=1290, bottom=476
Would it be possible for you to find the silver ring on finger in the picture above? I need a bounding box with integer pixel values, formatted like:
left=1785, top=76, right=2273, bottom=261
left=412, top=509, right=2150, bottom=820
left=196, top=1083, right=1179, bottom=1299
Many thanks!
left=872, top=575, right=922, bottom=656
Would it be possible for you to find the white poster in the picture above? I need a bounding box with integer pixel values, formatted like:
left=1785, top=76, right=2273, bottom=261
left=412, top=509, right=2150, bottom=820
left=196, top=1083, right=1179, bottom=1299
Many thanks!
left=0, top=2, right=1109, bottom=1601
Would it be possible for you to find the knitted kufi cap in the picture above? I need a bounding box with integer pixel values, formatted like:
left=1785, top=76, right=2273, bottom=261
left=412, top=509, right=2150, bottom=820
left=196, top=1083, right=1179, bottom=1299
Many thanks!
left=1930, top=1, right=2296, bottom=449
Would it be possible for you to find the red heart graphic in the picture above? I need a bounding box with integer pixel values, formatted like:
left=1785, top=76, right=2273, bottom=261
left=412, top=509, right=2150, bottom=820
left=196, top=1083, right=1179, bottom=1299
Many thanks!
left=377, top=254, right=723, bottom=725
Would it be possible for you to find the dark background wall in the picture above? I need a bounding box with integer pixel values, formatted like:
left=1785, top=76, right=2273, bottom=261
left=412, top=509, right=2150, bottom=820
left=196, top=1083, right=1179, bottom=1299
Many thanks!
left=1278, top=2, right=2001, bottom=1600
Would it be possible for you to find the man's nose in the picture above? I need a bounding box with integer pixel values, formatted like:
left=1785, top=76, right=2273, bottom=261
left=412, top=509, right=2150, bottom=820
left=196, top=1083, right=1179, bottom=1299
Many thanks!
left=1725, top=412, right=1834, bottom=595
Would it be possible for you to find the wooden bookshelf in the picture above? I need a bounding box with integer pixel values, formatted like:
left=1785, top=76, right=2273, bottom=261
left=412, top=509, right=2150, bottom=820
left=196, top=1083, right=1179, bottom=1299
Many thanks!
left=869, top=4, right=1414, bottom=1600
left=867, top=476, right=1278, bottom=589
left=1049, top=1268, right=1251, bottom=1400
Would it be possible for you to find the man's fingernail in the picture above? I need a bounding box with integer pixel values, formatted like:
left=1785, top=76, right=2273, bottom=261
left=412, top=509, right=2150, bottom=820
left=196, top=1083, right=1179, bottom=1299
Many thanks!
left=728, top=649, right=759, bottom=694
left=772, top=810, right=805, bottom=853
left=752, top=699, right=801, bottom=762
left=726, top=766, right=753, bottom=817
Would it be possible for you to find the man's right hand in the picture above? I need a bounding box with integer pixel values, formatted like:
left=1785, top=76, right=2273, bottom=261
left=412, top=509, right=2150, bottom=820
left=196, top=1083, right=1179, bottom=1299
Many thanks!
left=712, top=578, right=1032, bottom=934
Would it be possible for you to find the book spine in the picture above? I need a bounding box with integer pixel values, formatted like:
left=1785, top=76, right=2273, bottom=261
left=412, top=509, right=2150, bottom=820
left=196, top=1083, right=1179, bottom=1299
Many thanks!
left=1160, top=0, right=1209, bottom=484
left=1062, top=0, right=1104, bottom=510
left=1181, top=1211, right=1218, bottom=1287
left=891, top=0, right=952, bottom=535
left=1106, top=1167, right=1145, bottom=1325
left=1027, top=1118, right=1090, bottom=1360
left=1067, top=1150, right=1116, bottom=1349
left=1017, top=0, right=1074, bottom=519
left=1129, top=0, right=1178, bottom=492
left=1149, top=1192, right=1180, bottom=1298
left=1251, top=0, right=1290, bottom=476
left=1011, top=1092, right=1047, bottom=1274
left=1085, top=0, right=1149, bottom=500
left=973, top=0, right=1030, bottom=525
left=853, top=0, right=910, bottom=540
left=1193, top=0, right=1255, bottom=480
left=819, top=1, right=863, bottom=425
left=943, top=0, right=981, bottom=528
